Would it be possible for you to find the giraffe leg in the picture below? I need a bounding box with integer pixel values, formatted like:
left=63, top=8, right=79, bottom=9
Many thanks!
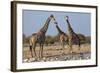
left=39, top=44, right=44, bottom=60
left=33, top=43, right=37, bottom=60
left=29, top=45, right=33, bottom=58
left=41, top=44, right=44, bottom=59
left=61, top=42, right=65, bottom=55
left=69, top=39, right=73, bottom=53
left=39, top=44, right=42, bottom=60
left=78, top=43, right=81, bottom=53
left=62, top=42, right=64, bottom=49
left=60, top=42, right=62, bottom=53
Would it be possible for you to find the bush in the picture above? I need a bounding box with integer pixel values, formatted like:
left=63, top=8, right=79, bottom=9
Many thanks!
left=85, top=36, right=91, bottom=44
left=23, top=34, right=30, bottom=44
left=77, top=34, right=86, bottom=44
left=45, top=35, right=55, bottom=45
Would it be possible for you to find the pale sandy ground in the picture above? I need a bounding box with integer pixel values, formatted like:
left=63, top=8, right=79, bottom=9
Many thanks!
left=23, top=44, right=91, bottom=63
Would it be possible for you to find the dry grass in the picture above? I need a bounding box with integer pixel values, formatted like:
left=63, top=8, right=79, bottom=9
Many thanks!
left=23, top=44, right=91, bottom=60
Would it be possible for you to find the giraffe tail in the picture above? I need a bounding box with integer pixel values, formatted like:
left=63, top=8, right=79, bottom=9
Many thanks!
left=79, top=42, right=80, bottom=47
left=29, top=45, right=32, bottom=51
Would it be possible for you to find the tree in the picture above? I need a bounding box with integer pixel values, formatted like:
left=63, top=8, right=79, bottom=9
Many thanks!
left=53, top=34, right=60, bottom=42
left=23, top=34, right=30, bottom=44
left=45, top=35, right=55, bottom=45
left=23, top=34, right=26, bottom=44
left=78, top=34, right=86, bottom=44
left=85, top=36, right=91, bottom=44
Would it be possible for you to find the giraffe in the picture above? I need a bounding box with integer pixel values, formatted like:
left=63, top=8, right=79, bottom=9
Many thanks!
left=52, top=17, right=68, bottom=54
left=65, top=16, right=80, bottom=53
left=29, top=14, right=54, bottom=60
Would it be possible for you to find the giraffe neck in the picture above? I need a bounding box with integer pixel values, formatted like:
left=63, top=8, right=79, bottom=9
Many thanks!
left=39, top=17, right=51, bottom=34
left=66, top=19, right=74, bottom=35
left=56, top=24, right=64, bottom=34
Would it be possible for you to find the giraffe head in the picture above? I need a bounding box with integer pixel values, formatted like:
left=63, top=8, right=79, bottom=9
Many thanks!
left=50, top=14, right=58, bottom=26
left=65, top=16, right=69, bottom=20
left=50, top=14, right=53, bottom=17
left=50, top=14, right=54, bottom=19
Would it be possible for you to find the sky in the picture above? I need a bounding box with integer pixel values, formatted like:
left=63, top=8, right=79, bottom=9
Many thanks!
left=22, top=10, right=91, bottom=37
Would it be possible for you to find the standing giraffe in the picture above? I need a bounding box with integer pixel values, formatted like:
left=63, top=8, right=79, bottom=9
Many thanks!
left=29, top=14, right=54, bottom=60
left=52, top=17, right=68, bottom=54
left=65, top=16, right=80, bottom=53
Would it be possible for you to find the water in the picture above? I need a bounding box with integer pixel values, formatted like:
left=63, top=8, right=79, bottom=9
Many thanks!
left=23, top=52, right=91, bottom=63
